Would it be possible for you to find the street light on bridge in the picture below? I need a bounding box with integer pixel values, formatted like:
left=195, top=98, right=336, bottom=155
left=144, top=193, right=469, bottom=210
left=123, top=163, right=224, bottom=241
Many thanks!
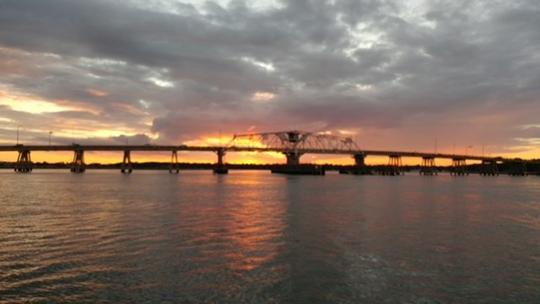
left=465, top=145, right=473, bottom=156
left=16, top=125, right=21, bottom=145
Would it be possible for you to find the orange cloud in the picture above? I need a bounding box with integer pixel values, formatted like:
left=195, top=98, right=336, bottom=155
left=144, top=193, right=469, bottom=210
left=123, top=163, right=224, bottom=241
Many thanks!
left=111, top=102, right=147, bottom=116
left=86, top=88, right=109, bottom=97
left=251, top=91, right=275, bottom=102
left=0, top=90, right=74, bottom=114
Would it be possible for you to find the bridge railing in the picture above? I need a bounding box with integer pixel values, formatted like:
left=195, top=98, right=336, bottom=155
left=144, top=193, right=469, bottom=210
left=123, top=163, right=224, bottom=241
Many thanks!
left=227, top=130, right=360, bottom=152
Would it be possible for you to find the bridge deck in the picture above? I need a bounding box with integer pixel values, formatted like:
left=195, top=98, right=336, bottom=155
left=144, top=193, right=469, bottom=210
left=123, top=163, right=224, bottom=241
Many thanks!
left=0, top=145, right=509, bottom=161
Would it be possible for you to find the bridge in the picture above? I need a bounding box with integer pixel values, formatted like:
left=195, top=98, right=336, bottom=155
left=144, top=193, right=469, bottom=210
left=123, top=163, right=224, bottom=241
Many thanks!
left=0, top=130, right=528, bottom=176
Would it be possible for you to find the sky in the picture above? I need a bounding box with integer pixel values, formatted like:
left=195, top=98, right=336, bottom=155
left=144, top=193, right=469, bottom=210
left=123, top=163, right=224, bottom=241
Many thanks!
left=0, top=0, right=539, bottom=164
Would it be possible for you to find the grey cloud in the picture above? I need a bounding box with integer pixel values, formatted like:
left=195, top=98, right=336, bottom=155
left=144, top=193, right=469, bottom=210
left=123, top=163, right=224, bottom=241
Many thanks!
left=0, top=0, right=539, bottom=154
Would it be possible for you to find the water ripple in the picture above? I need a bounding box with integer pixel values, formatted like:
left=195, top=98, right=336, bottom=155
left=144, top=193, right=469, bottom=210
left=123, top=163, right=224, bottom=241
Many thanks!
left=0, top=171, right=539, bottom=303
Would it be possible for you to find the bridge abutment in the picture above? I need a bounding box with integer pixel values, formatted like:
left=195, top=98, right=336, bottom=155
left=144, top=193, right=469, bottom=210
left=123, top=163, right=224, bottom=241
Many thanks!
left=121, top=150, right=133, bottom=174
left=14, top=150, right=32, bottom=173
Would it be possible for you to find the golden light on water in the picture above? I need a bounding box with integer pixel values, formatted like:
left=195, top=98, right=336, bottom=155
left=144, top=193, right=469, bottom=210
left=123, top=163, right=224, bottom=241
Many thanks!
left=223, top=174, right=286, bottom=271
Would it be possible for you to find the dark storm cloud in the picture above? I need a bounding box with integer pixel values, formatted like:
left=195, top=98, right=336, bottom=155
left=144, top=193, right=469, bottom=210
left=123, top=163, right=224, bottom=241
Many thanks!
left=0, top=0, right=539, bottom=153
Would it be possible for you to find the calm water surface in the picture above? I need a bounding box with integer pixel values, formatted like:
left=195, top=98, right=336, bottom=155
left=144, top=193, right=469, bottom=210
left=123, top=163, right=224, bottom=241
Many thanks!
left=0, top=170, right=539, bottom=303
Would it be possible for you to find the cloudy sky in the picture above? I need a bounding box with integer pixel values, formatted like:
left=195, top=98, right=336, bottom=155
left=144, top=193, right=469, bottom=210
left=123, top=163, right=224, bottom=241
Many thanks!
left=0, top=0, right=539, bottom=163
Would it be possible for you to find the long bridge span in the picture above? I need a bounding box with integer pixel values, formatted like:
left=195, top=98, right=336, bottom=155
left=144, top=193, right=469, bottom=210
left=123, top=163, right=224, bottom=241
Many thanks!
left=0, top=130, right=527, bottom=176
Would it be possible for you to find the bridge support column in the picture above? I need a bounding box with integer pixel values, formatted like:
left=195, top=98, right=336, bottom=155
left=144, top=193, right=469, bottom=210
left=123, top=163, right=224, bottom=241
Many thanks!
left=272, top=151, right=324, bottom=175
left=480, top=160, right=498, bottom=176
left=169, top=150, right=179, bottom=174
left=354, top=153, right=371, bottom=174
left=213, top=148, right=228, bottom=174
left=121, top=150, right=133, bottom=174
left=284, top=151, right=302, bottom=166
left=420, top=156, right=437, bottom=176
left=381, top=155, right=402, bottom=176
left=506, top=160, right=527, bottom=176
left=340, top=153, right=371, bottom=175
left=451, top=158, right=468, bottom=176
left=70, top=149, right=86, bottom=173
left=14, top=150, right=32, bottom=173
left=354, top=153, right=366, bottom=167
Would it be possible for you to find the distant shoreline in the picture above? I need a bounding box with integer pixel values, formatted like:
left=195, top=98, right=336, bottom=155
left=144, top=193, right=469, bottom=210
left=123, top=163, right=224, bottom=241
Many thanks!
left=1, top=161, right=539, bottom=174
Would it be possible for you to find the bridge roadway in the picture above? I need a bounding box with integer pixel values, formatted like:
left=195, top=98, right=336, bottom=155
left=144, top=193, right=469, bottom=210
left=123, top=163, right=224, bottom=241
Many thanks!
left=0, top=144, right=506, bottom=161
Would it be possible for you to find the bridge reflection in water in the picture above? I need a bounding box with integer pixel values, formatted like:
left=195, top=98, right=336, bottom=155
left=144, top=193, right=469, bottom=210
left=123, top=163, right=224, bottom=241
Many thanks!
left=0, top=130, right=529, bottom=176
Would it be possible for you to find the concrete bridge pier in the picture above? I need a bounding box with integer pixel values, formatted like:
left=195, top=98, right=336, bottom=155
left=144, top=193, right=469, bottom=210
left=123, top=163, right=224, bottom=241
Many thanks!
left=451, top=158, right=468, bottom=176
left=354, top=153, right=366, bottom=167
left=506, top=160, right=527, bottom=176
left=121, top=150, right=133, bottom=174
left=340, top=153, right=370, bottom=175
left=480, top=160, right=498, bottom=176
left=14, top=150, right=32, bottom=173
left=272, top=151, right=324, bottom=175
left=213, top=148, right=228, bottom=174
left=169, top=150, right=179, bottom=174
left=70, top=149, right=86, bottom=173
left=353, top=153, right=371, bottom=174
left=420, top=156, right=437, bottom=175
left=284, top=151, right=303, bottom=166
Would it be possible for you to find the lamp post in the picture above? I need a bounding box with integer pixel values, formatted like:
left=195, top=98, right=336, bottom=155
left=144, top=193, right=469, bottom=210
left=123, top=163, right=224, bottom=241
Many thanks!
left=49, top=131, right=53, bottom=146
left=465, top=145, right=473, bottom=156
left=16, top=125, right=20, bottom=145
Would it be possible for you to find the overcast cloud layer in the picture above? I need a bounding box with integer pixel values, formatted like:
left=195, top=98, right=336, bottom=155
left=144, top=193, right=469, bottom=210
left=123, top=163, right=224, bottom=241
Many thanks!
left=0, top=0, right=539, bottom=156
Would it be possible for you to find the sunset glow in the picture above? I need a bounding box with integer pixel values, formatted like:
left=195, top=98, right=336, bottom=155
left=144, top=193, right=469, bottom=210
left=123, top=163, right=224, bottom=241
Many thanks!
left=2, top=2, right=540, bottom=304
left=0, top=94, right=75, bottom=114
left=0, top=0, right=538, bottom=164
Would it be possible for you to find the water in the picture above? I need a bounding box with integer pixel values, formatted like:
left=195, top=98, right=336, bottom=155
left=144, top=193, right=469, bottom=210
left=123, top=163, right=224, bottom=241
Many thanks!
left=0, top=170, right=539, bottom=303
